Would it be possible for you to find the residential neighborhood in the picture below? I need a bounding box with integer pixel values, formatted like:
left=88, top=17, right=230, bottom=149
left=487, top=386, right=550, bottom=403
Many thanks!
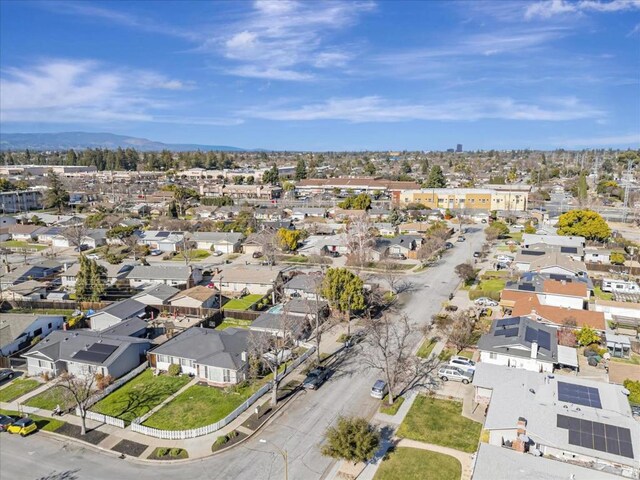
left=1, top=1, right=640, bottom=480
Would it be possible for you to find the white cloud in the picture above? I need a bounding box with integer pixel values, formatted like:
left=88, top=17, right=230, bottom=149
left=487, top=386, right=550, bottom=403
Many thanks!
left=525, top=0, right=640, bottom=19
left=215, top=0, right=375, bottom=80
left=552, top=133, right=640, bottom=147
left=242, top=95, right=605, bottom=122
left=0, top=60, right=220, bottom=125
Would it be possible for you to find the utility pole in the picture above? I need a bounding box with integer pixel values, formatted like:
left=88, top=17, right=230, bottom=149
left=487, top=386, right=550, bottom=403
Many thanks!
left=622, top=159, right=633, bottom=223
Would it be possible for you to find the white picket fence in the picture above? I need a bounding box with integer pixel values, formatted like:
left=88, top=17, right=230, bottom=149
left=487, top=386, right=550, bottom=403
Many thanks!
left=75, top=408, right=126, bottom=429
left=131, top=347, right=316, bottom=440
left=84, top=362, right=149, bottom=410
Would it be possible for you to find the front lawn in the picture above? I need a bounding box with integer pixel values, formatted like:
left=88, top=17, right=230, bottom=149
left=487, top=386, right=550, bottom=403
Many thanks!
left=0, top=408, right=65, bottom=432
left=374, top=447, right=461, bottom=480
left=506, top=231, right=523, bottom=242
left=143, top=383, right=257, bottom=430
left=25, top=386, right=73, bottom=411
left=223, top=294, right=264, bottom=311
left=0, top=241, right=47, bottom=251
left=416, top=338, right=438, bottom=359
left=397, top=396, right=482, bottom=453
left=594, top=286, right=614, bottom=301
left=380, top=395, right=405, bottom=415
left=0, top=379, right=41, bottom=403
left=169, top=249, right=211, bottom=261
left=91, top=370, right=191, bottom=423
left=215, top=318, right=252, bottom=330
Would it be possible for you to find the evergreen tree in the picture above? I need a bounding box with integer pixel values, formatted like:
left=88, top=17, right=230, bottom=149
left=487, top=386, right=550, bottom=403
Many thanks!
left=424, top=165, right=447, bottom=188
left=577, top=174, right=588, bottom=204
left=420, top=158, right=429, bottom=175
left=295, top=158, right=307, bottom=180
left=88, top=259, right=107, bottom=302
left=44, top=170, right=70, bottom=214
left=262, top=164, right=279, bottom=184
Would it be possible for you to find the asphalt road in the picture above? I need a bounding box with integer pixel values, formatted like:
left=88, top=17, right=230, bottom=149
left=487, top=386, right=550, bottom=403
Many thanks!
left=0, top=228, right=485, bottom=480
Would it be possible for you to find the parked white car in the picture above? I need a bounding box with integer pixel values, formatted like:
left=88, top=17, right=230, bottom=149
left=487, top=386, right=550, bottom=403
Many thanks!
left=448, top=356, right=476, bottom=372
left=474, top=297, right=498, bottom=307
left=86, top=254, right=100, bottom=260
left=496, top=255, right=514, bottom=263
left=438, top=366, right=473, bottom=384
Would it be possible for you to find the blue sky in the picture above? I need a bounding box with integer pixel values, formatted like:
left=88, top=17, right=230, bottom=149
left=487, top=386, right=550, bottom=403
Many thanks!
left=1, top=0, right=639, bottom=151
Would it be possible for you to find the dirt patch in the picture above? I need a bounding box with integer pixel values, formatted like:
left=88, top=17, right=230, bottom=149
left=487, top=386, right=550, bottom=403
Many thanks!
left=55, top=423, right=109, bottom=445
left=111, top=439, right=148, bottom=458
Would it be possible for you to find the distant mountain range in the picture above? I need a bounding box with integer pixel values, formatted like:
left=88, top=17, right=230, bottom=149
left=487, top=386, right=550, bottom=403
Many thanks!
left=0, top=132, right=248, bottom=152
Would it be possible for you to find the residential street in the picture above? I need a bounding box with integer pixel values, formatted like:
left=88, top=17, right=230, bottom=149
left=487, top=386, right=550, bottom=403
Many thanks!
left=0, top=228, right=484, bottom=480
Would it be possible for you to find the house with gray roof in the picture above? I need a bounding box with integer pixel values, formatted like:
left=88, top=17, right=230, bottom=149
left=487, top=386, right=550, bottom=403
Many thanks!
left=149, top=327, right=249, bottom=386
left=132, top=284, right=180, bottom=305
left=477, top=316, right=559, bottom=373
left=250, top=299, right=328, bottom=339
left=283, top=272, right=324, bottom=300
left=127, top=264, right=202, bottom=289
left=472, top=363, right=639, bottom=478
left=191, top=232, right=243, bottom=253
left=23, top=330, right=150, bottom=379
left=61, top=261, right=134, bottom=290
left=88, top=299, right=147, bottom=331
left=0, top=314, right=64, bottom=356
left=138, top=230, right=185, bottom=252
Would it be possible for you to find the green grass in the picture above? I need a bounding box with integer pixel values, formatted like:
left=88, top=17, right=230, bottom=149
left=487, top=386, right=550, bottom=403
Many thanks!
left=416, top=338, right=438, bottom=359
left=281, top=255, right=309, bottom=263
left=25, top=386, right=72, bottom=411
left=226, top=253, right=241, bottom=260
left=169, top=249, right=211, bottom=261
left=380, top=395, right=405, bottom=415
left=397, top=396, right=482, bottom=453
left=364, top=262, right=415, bottom=271
left=143, top=383, right=258, bottom=430
left=0, top=240, right=47, bottom=251
left=91, top=370, right=191, bottom=423
left=594, top=286, right=614, bottom=301
left=476, top=278, right=506, bottom=293
left=0, top=379, right=41, bottom=403
left=5, top=308, right=76, bottom=316
left=374, top=447, right=461, bottom=480
left=223, top=294, right=264, bottom=311
left=216, top=318, right=252, bottom=330
left=506, top=231, right=523, bottom=242
left=0, top=408, right=65, bottom=432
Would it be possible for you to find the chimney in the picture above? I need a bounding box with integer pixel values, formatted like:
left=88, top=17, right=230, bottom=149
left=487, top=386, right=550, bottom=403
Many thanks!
left=531, top=341, right=538, bottom=359
left=513, top=417, right=528, bottom=453
left=241, top=351, right=248, bottom=362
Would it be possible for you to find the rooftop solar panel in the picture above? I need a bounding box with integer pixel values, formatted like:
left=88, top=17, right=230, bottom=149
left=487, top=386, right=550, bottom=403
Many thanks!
left=88, top=343, right=118, bottom=355
left=519, top=283, right=536, bottom=292
left=72, top=350, right=111, bottom=363
left=538, top=330, right=551, bottom=351
left=156, top=231, right=170, bottom=238
left=496, top=318, right=520, bottom=328
left=504, top=327, right=519, bottom=337
left=561, top=247, right=578, bottom=254
left=558, top=382, right=602, bottom=409
left=557, top=414, right=634, bottom=459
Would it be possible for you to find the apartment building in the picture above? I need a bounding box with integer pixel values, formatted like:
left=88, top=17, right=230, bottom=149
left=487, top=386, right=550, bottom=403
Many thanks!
left=399, top=187, right=529, bottom=212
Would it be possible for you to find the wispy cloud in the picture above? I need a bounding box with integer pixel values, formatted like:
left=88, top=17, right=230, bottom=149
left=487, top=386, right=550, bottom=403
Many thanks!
left=242, top=95, right=604, bottom=122
left=552, top=133, right=640, bottom=147
left=212, top=0, right=375, bottom=80
left=36, top=1, right=199, bottom=41
left=0, top=59, right=231, bottom=125
left=525, top=0, right=640, bottom=19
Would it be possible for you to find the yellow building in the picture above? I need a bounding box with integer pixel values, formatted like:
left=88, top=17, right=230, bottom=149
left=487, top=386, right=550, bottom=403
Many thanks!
left=400, top=188, right=528, bottom=212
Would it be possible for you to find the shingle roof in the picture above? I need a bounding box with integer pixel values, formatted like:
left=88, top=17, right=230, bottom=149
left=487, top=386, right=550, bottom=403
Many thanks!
left=477, top=316, right=557, bottom=362
left=128, top=265, right=192, bottom=281
left=510, top=293, right=605, bottom=330
left=170, top=285, right=217, bottom=303
left=133, top=284, right=180, bottom=302
left=150, top=327, right=249, bottom=370
left=90, top=299, right=145, bottom=321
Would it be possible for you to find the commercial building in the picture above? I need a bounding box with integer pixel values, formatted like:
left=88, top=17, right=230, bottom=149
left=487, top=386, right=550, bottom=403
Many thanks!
left=295, top=178, right=420, bottom=204
left=398, top=186, right=530, bottom=212
left=0, top=190, right=43, bottom=213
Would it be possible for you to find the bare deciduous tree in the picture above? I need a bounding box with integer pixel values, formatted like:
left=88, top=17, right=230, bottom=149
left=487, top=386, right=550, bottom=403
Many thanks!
left=361, top=313, right=436, bottom=406
left=417, top=236, right=445, bottom=265
left=446, top=309, right=477, bottom=354
left=56, top=369, right=99, bottom=435
left=345, top=216, right=374, bottom=268
left=249, top=307, right=301, bottom=407
left=62, top=224, right=88, bottom=250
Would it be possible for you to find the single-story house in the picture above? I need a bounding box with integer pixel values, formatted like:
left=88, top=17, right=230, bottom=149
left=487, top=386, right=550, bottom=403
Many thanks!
left=290, top=207, right=326, bottom=221
left=373, top=223, right=397, bottom=236
left=127, top=265, right=202, bottom=289
left=191, top=232, right=243, bottom=253
left=250, top=299, right=328, bottom=339
left=23, top=330, right=150, bottom=379
left=371, top=235, right=422, bottom=261
left=516, top=250, right=587, bottom=277
left=283, top=272, right=324, bottom=300
left=149, top=327, right=249, bottom=386
left=132, top=284, right=180, bottom=306
left=138, top=230, right=186, bottom=252
left=242, top=233, right=265, bottom=256
left=502, top=273, right=589, bottom=310
left=61, top=261, right=134, bottom=290
left=0, top=216, right=17, bottom=227
left=7, top=224, right=45, bottom=242
left=100, top=318, right=149, bottom=338
left=297, top=234, right=349, bottom=256
left=4, top=280, right=48, bottom=301
left=217, top=266, right=285, bottom=299
left=477, top=316, right=559, bottom=373
left=169, top=285, right=219, bottom=309
left=88, top=299, right=147, bottom=331
left=509, top=293, right=606, bottom=331
left=522, top=233, right=585, bottom=250
left=0, top=314, right=65, bottom=356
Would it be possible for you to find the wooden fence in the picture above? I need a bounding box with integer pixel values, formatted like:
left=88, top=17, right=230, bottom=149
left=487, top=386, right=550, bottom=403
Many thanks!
left=130, top=346, right=316, bottom=440
left=4, top=299, right=109, bottom=312
left=222, top=309, right=262, bottom=321
left=587, top=263, right=640, bottom=275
